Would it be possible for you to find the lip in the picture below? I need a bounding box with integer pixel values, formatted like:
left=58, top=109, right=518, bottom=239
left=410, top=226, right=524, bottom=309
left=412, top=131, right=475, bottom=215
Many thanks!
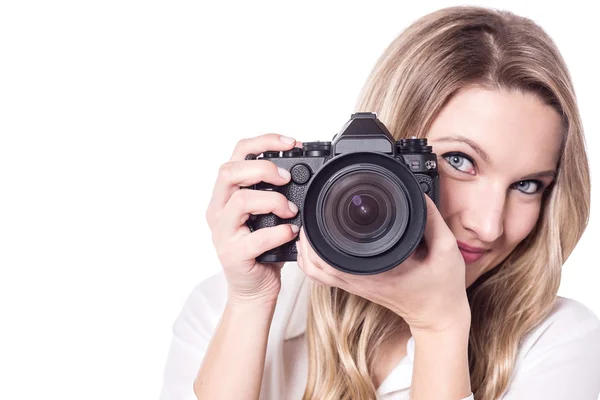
left=456, top=241, right=489, bottom=253
left=457, top=241, right=489, bottom=264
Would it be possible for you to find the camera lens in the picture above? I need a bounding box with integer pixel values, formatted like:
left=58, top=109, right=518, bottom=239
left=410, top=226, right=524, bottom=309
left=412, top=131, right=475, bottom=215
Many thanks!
left=349, top=194, right=379, bottom=227
left=340, top=190, right=388, bottom=239
left=331, top=184, right=396, bottom=243
left=320, top=166, right=410, bottom=257
left=303, top=152, right=429, bottom=274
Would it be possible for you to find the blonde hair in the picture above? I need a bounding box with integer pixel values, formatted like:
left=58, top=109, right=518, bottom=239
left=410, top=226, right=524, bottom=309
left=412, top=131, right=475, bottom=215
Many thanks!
left=302, top=6, right=590, bottom=400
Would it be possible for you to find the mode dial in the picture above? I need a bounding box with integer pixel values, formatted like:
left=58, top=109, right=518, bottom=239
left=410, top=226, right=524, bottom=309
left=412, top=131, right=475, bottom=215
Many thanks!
left=303, top=141, right=331, bottom=157
left=282, top=147, right=304, bottom=158
left=262, top=151, right=281, bottom=158
left=397, top=137, right=432, bottom=154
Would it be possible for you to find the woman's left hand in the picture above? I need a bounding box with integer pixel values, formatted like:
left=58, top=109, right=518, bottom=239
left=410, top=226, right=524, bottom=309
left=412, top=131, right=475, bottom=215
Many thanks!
left=295, top=194, right=471, bottom=334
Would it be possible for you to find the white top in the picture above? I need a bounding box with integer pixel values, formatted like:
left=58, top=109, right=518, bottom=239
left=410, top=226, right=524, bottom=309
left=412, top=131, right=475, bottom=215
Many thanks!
left=160, top=263, right=600, bottom=400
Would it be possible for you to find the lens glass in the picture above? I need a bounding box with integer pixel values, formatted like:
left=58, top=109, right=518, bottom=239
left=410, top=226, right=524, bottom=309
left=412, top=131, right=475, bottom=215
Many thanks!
left=338, top=189, right=389, bottom=240
left=320, top=166, right=410, bottom=257
left=349, top=194, right=379, bottom=227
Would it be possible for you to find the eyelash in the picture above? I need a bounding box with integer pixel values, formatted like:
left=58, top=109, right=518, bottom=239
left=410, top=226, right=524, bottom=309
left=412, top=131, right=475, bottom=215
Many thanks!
left=441, top=152, right=545, bottom=195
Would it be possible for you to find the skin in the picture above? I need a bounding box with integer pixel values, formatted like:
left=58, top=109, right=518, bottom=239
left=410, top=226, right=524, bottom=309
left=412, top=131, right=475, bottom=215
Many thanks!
left=296, top=86, right=565, bottom=393
left=195, top=86, right=565, bottom=399
left=428, top=86, right=564, bottom=288
left=376, top=86, right=564, bottom=390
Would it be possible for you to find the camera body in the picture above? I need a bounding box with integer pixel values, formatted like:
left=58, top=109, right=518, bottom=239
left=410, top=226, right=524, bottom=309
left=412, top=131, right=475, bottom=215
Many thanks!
left=246, top=112, right=439, bottom=275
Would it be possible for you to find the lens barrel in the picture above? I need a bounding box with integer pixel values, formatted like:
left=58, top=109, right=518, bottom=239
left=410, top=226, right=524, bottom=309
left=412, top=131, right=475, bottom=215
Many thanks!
left=302, top=152, right=427, bottom=275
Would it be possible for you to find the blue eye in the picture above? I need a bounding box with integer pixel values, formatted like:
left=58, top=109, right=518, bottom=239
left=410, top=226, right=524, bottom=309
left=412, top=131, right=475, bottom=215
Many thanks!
left=443, top=152, right=474, bottom=173
left=443, top=152, right=545, bottom=196
left=510, top=180, right=542, bottom=195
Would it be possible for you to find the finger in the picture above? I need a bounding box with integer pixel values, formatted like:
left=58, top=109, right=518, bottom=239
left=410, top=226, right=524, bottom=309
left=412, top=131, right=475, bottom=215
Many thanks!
left=230, top=133, right=298, bottom=162
left=206, top=160, right=292, bottom=228
left=297, top=247, right=343, bottom=287
left=299, top=228, right=345, bottom=278
left=297, top=228, right=346, bottom=287
left=295, top=245, right=324, bottom=286
left=238, top=223, right=300, bottom=260
left=422, top=194, right=456, bottom=253
left=219, top=189, right=299, bottom=232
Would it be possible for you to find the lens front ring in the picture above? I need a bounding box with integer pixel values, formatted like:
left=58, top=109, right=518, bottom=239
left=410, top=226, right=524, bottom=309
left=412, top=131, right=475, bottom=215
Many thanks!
left=317, top=164, right=410, bottom=257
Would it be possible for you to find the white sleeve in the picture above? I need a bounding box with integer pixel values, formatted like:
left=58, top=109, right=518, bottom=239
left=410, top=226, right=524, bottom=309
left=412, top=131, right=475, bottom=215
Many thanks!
left=159, top=273, right=227, bottom=400
left=500, top=298, right=600, bottom=399
left=461, top=393, right=474, bottom=400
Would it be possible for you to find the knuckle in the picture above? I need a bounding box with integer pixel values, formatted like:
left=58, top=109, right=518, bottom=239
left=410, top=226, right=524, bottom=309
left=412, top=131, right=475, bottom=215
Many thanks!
left=218, top=161, right=234, bottom=181
left=232, top=188, right=250, bottom=208
left=234, top=137, right=249, bottom=152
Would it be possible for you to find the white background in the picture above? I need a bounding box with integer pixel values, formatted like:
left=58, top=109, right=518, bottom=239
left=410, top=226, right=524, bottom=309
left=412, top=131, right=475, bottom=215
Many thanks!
left=0, top=1, right=598, bottom=399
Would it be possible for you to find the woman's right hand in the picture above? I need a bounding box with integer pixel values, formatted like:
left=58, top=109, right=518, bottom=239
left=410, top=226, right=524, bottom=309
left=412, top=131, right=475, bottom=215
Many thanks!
left=205, top=134, right=301, bottom=307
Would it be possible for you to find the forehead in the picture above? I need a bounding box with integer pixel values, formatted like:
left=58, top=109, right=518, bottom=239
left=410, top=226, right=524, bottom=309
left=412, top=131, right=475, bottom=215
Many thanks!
left=427, top=86, right=564, bottom=171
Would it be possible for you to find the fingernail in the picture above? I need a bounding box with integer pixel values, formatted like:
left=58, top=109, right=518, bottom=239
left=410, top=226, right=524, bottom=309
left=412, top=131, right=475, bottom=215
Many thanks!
left=278, top=167, right=291, bottom=180
left=288, top=201, right=298, bottom=214
left=280, top=135, right=296, bottom=144
left=291, top=224, right=300, bottom=233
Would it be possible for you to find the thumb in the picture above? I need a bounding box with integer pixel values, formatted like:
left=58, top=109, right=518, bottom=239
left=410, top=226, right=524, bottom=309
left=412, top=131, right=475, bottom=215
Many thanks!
left=422, top=194, right=455, bottom=252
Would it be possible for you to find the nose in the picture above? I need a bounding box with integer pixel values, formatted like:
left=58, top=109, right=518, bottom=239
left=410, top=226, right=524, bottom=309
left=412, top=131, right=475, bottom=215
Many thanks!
left=461, top=185, right=505, bottom=243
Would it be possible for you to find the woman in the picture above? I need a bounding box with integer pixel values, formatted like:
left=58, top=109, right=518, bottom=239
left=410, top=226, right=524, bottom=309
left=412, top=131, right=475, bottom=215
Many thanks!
left=160, top=6, right=600, bottom=400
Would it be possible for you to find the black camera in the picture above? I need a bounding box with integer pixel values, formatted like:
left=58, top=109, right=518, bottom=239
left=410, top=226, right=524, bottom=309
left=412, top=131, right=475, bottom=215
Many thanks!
left=245, top=112, right=439, bottom=275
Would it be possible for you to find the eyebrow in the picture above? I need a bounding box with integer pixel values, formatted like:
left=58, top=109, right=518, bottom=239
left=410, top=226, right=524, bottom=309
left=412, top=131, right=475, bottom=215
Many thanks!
left=434, top=135, right=492, bottom=165
left=434, top=135, right=557, bottom=180
left=521, top=170, right=557, bottom=180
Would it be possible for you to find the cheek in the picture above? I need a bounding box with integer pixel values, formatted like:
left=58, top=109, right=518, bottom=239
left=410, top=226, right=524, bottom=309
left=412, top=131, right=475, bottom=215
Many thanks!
left=502, top=202, right=542, bottom=246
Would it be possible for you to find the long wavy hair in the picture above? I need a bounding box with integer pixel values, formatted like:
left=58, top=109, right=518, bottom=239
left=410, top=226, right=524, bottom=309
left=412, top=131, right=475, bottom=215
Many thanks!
left=302, top=6, right=590, bottom=400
